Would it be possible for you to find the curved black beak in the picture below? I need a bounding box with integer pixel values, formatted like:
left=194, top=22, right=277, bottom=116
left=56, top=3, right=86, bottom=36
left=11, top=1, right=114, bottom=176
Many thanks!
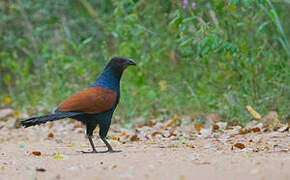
left=126, top=59, right=136, bottom=66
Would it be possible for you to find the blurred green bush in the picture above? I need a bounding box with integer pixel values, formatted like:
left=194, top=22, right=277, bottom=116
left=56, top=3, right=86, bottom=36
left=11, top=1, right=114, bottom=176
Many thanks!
left=0, top=0, right=289, bottom=125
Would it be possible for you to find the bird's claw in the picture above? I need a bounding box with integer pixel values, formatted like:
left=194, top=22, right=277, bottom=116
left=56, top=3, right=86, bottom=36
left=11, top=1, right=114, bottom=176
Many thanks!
left=109, top=149, right=122, bottom=153
left=81, top=150, right=98, bottom=154
left=80, top=149, right=121, bottom=153
left=97, top=149, right=122, bottom=153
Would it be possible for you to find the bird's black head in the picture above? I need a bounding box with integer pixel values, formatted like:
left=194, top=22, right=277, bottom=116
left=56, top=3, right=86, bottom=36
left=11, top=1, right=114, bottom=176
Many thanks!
left=105, top=56, right=136, bottom=78
left=110, top=56, right=136, bottom=69
left=107, top=56, right=136, bottom=71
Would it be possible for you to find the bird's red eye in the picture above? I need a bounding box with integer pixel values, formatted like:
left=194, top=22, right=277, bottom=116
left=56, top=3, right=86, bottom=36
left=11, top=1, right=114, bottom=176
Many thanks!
left=117, top=59, right=121, bottom=64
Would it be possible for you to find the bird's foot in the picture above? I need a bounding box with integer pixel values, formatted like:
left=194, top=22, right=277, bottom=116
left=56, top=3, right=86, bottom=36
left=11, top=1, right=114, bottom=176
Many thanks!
left=97, top=149, right=122, bottom=153
left=81, top=150, right=99, bottom=154
left=80, top=149, right=121, bottom=153
left=109, top=149, right=122, bottom=153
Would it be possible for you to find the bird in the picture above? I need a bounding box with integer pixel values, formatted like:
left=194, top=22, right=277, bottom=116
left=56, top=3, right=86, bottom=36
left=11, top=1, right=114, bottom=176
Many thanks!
left=21, top=57, right=136, bottom=153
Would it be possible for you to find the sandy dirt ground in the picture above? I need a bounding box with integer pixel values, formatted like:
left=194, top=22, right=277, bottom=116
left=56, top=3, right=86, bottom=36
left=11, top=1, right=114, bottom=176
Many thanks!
left=0, top=121, right=289, bottom=180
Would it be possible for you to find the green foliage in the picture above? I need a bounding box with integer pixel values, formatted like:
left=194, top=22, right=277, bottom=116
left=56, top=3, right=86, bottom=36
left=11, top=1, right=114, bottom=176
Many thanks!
left=0, top=0, right=289, bottom=124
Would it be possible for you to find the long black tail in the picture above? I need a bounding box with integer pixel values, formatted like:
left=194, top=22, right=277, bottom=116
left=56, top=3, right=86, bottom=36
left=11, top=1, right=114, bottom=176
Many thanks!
left=21, top=111, right=83, bottom=128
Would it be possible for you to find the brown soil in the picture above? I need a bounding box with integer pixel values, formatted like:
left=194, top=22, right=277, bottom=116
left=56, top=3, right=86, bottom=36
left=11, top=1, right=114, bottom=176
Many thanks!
left=0, top=121, right=289, bottom=180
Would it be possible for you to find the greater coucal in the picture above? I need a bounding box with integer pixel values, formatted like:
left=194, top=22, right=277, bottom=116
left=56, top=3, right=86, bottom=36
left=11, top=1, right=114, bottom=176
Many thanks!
left=21, top=57, right=136, bottom=153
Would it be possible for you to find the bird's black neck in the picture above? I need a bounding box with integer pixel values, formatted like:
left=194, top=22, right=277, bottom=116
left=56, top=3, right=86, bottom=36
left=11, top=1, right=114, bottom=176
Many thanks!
left=90, top=66, right=121, bottom=92
left=103, top=65, right=123, bottom=81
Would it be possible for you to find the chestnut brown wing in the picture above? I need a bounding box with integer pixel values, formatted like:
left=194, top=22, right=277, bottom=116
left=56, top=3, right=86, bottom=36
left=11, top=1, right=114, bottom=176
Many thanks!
left=58, top=87, right=117, bottom=114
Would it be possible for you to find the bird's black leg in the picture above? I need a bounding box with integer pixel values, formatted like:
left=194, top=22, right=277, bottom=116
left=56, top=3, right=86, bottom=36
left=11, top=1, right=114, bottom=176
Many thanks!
left=88, top=136, right=96, bottom=151
left=81, top=122, right=121, bottom=153
left=98, top=137, right=121, bottom=153
left=98, top=123, right=121, bottom=153
left=81, top=135, right=98, bottom=153
left=81, top=123, right=98, bottom=153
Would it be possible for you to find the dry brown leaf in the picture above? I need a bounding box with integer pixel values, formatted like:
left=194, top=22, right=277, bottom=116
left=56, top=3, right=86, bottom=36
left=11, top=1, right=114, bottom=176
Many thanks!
left=152, top=131, right=163, bottom=137
left=146, top=121, right=157, bottom=127
left=213, top=124, right=219, bottom=131
left=234, top=143, right=245, bottom=149
left=201, top=162, right=211, bottom=165
left=48, top=132, right=54, bottom=139
left=185, top=144, right=195, bottom=148
left=32, top=151, right=41, bottom=156
left=195, top=124, right=201, bottom=132
left=264, top=146, right=270, bottom=151
left=77, top=129, right=84, bottom=134
left=137, top=124, right=143, bottom=128
left=120, top=132, right=127, bottom=136
left=179, top=175, right=185, bottom=180
left=240, top=130, right=250, bottom=134
left=166, top=117, right=179, bottom=127
left=251, top=127, right=261, bottom=133
left=112, top=137, right=122, bottom=143
left=240, top=127, right=261, bottom=134
left=169, top=129, right=177, bottom=137
left=130, top=135, right=139, bottom=141
left=273, top=126, right=280, bottom=131
left=112, top=137, right=120, bottom=141
left=136, top=120, right=156, bottom=129
left=36, top=168, right=46, bottom=172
